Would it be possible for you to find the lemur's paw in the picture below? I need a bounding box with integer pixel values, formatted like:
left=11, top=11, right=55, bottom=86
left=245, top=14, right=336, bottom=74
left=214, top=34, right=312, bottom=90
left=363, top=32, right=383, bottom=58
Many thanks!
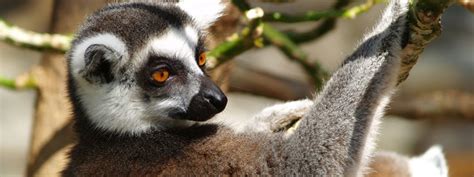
left=253, top=99, right=313, bottom=132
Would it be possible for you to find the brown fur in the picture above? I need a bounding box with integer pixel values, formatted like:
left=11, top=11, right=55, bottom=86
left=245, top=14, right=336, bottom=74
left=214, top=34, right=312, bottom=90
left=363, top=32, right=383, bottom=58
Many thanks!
left=367, top=152, right=411, bottom=177
left=64, top=124, right=278, bottom=176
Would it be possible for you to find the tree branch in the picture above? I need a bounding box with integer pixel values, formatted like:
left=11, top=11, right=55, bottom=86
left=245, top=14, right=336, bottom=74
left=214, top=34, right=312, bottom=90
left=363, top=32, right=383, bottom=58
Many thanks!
left=0, top=75, right=16, bottom=90
left=0, top=18, right=71, bottom=53
left=397, top=0, right=456, bottom=84
left=231, top=0, right=328, bottom=88
left=207, top=8, right=264, bottom=69
left=282, top=0, right=350, bottom=44
left=263, top=0, right=381, bottom=23
left=262, top=24, right=328, bottom=89
left=0, top=72, right=37, bottom=90
left=389, top=91, right=474, bottom=121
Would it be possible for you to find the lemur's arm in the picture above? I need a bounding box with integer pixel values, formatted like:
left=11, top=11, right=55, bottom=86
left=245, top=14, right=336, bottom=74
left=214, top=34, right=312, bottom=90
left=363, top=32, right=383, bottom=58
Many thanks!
left=278, top=0, right=409, bottom=176
left=210, top=99, right=313, bottom=134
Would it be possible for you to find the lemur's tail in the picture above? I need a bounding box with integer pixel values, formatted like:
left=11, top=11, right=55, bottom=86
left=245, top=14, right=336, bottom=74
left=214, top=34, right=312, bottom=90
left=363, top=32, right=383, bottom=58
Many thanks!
left=281, top=0, right=409, bottom=176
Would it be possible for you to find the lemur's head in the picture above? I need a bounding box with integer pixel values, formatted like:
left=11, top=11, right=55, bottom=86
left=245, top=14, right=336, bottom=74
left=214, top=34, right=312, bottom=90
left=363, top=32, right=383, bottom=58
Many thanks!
left=67, top=0, right=227, bottom=135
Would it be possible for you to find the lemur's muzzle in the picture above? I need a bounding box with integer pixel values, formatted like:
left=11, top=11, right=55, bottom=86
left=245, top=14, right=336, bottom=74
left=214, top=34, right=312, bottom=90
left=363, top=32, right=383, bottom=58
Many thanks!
left=170, top=76, right=227, bottom=121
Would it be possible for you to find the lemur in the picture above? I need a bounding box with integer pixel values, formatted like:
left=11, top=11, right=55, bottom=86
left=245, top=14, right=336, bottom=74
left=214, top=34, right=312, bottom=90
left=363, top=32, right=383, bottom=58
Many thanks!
left=64, top=0, right=409, bottom=176
left=368, top=146, right=449, bottom=177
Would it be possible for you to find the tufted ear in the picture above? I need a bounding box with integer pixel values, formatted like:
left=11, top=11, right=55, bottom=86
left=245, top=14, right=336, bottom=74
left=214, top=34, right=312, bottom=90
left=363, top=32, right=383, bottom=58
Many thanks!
left=178, top=0, right=225, bottom=29
left=409, top=145, right=449, bottom=177
left=80, top=44, right=121, bottom=84
left=418, top=146, right=448, bottom=177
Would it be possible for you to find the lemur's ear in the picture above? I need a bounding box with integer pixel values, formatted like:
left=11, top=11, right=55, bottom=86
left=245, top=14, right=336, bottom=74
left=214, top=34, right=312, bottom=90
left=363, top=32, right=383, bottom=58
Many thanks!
left=178, top=0, right=225, bottom=29
left=420, top=146, right=448, bottom=176
left=81, top=44, right=120, bottom=84
left=410, top=145, right=449, bottom=177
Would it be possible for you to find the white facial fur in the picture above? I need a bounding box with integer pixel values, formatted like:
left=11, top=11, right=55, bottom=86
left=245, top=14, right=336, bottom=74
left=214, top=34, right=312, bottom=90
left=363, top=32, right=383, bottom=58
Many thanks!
left=140, top=25, right=203, bottom=112
left=70, top=34, right=155, bottom=135
left=70, top=33, right=128, bottom=76
left=409, top=146, right=448, bottom=177
left=178, top=0, right=225, bottom=29
left=150, top=26, right=203, bottom=75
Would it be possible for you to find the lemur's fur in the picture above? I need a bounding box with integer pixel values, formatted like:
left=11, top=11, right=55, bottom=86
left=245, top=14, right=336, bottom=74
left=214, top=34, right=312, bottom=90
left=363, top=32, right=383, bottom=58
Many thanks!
left=63, top=0, right=409, bottom=176
left=368, top=146, right=449, bottom=177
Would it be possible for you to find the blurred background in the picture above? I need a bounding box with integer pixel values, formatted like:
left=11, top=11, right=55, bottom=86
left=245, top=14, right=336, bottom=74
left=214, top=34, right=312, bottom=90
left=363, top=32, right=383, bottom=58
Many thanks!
left=0, top=0, right=473, bottom=176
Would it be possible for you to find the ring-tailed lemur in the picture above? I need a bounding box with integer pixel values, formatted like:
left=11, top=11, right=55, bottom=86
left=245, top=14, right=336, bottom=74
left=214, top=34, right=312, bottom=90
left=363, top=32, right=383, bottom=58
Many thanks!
left=63, top=0, right=409, bottom=176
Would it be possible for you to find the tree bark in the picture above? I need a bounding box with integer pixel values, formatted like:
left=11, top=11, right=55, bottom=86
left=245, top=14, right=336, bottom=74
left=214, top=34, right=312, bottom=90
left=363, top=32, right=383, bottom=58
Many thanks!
left=26, top=1, right=111, bottom=176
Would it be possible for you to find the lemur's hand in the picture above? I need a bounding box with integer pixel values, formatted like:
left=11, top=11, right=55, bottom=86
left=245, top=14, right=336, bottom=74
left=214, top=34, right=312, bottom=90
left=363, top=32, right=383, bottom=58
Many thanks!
left=249, top=99, right=313, bottom=133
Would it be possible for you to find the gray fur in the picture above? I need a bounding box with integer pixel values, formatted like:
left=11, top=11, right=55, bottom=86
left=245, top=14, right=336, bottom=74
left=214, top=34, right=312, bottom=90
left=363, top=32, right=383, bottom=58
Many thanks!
left=252, top=0, right=408, bottom=175
left=64, top=0, right=409, bottom=176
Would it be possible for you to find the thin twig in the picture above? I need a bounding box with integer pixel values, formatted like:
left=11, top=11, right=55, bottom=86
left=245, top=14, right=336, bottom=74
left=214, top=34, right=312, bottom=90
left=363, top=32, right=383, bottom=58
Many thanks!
left=262, top=24, right=327, bottom=89
left=264, top=0, right=381, bottom=23
left=207, top=8, right=265, bottom=69
left=0, top=18, right=71, bottom=53
left=0, top=73, right=37, bottom=90
left=232, top=0, right=328, bottom=88
left=231, top=0, right=328, bottom=89
left=0, top=75, right=16, bottom=89
left=284, top=0, right=351, bottom=44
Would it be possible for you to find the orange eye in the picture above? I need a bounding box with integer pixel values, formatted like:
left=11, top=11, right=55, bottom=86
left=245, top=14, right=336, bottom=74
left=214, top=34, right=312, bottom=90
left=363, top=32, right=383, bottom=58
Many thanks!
left=152, top=69, right=170, bottom=83
left=198, top=53, right=207, bottom=66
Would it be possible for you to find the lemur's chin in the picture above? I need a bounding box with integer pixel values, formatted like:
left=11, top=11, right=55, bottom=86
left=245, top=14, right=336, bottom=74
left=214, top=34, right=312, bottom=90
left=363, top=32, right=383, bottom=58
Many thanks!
left=168, top=98, right=226, bottom=122
left=167, top=108, right=216, bottom=122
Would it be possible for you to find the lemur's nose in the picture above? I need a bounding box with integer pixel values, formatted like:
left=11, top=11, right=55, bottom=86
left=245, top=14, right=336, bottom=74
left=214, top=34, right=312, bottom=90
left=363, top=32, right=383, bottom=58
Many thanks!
left=179, top=77, right=228, bottom=121
left=203, top=85, right=227, bottom=113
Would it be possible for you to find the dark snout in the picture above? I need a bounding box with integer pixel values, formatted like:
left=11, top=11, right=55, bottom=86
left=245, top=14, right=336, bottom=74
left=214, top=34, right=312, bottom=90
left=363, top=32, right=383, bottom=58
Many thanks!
left=170, top=76, right=227, bottom=121
left=196, top=77, right=227, bottom=114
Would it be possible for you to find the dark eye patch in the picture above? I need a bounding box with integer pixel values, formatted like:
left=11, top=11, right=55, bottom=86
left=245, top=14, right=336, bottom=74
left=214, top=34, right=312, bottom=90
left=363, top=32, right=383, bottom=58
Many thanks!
left=147, top=55, right=185, bottom=74
left=136, top=54, right=198, bottom=103
left=136, top=55, right=189, bottom=91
